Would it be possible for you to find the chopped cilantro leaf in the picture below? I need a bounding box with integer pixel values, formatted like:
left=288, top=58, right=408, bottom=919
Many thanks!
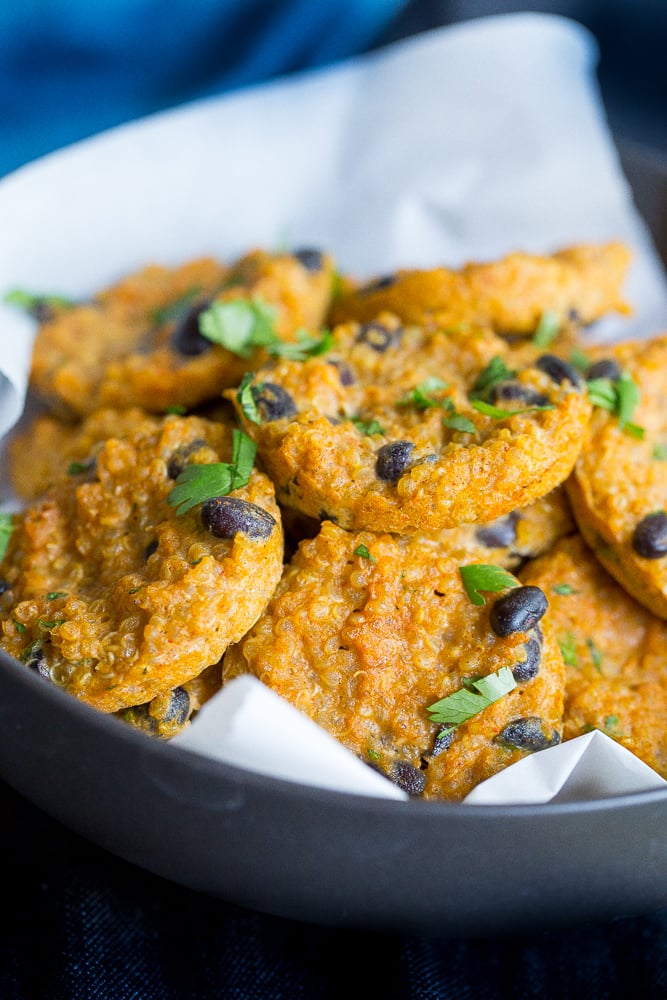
left=0, top=512, right=13, bottom=561
left=569, top=348, right=591, bottom=373
left=397, top=378, right=449, bottom=410
left=354, top=544, right=376, bottom=562
left=459, top=564, right=519, bottom=606
left=552, top=583, right=578, bottom=595
left=4, top=288, right=75, bottom=317
left=199, top=297, right=278, bottom=357
left=236, top=373, right=261, bottom=425
left=267, top=328, right=333, bottom=361
left=442, top=413, right=477, bottom=435
left=167, top=429, right=256, bottom=515
left=587, top=369, right=644, bottom=438
left=351, top=417, right=385, bottom=436
left=586, top=637, right=602, bottom=671
left=532, top=309, right=560, bottom=348
left=470, top=356, right=516, bottom=401
left=652, top=443, right=667, bottom=461
left=558, top=632, right=578, bottom=667
left=427, top=666, right=516, bottom=726
left=471, top=399, right=554, bottom=419
left=46, top=592, right=67, bottom=600
left=165, top=404, right=187, bottom=415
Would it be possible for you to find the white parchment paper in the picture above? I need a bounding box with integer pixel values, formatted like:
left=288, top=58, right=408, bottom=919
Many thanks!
left=2, top=13, right=667, bottom=804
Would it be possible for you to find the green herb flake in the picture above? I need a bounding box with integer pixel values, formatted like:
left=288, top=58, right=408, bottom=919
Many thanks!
left=354, top=544, right=376, bottom=563
left=13, top=620, right=26, bottom=634
left=569, top=348, right=591, bottom=373
left=604, top=714, right=619, bottom=732
left=128, top=586, right=143, bottom=595
left=4, top=288, right=75, bottom=316
left=351, top=417, right=385, bottom=437
left=164, top=404, right=187, bottom=415
left=46, top=592, right=67, bottom=600
left=552, top=583, right=578, bottom=595
left=652, top=443, right=667, bottom=461
left=442, top=412, right=477, bottom=435
left=36, top=619, right=65, bottom=630
left=151, top=287, right=200, bottom=326
left=67, top=459, right=95, bottom=476
left=586, top=637, right=603, bottom=672
left=532, top=309, right=560, bottom=348
left=0, top=512, right=14, bottom=561
left=471, top=399, right=554, bottom=420
left=19, top=639, right=42, bottom=663
left=427, top=666, right=517, bottom=726
left=558, top=632, right=578, bottom=667
left=397, top=377, right=449, bottom=410
left=267, top=327, right=333, bottom=361
left=459, top=564, right=519, bottom=606
left=236, top=373, right=262, bottom=425
left=367, top=747, right=381, bottom=761
left=199, top=297, right=279, bottom=357
left=587, top=370, right=644, bottom=438
left=470, top=356, right=516, bottom=401
left=167, top=429, right=257, bottom=515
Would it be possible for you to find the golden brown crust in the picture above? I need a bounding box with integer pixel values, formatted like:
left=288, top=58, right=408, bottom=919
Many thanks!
left=230, top=325, right=592, bottom=533
left=0, top=415, right=284, bottom=713
left=223, top=520, right=565, bottom=801
left=519, top=533, right=667, bottom=777
left=329, top=242, right=632, bottom=334
left=29, top=250, right=336, bottom=418
left=565, top=333, right=667, bottom=618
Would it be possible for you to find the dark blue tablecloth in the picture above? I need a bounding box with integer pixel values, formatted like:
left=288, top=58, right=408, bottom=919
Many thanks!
left=4, top=777, right=667, bottom=999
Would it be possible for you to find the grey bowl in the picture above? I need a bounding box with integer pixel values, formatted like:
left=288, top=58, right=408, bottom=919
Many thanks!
left=0, top=140, right=666, bottom=939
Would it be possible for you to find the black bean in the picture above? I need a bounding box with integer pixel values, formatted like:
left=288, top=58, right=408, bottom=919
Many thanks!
left=361, top=274, right=396, bottom=294
left=251, top=383, right=297, bottom=422
left=476, top=511, right=519, bottom=549
left=586, top=358, right=622, bottom=382
left=201, top=497, right=276, bottom=540
left=431, top=727, right=456, bottom=757
left=512, top=631, right=543, bottom=681
left=632, top=512, right=667, bottom=559
left=163, top=686, right=191, bottom=726
left=171, top=301, right=212, bottom=356
left=167, top=438, right=207, bottom=479
left=494, top=716, right=561, bottom=752
left=375, top=441, right=414, bottom=482
left=356, top=321, right=400, bottom=352
left=0, top=580, right=11, bottom=596
left=293, top=248, right=324, bottom=272
left=327, top=359, right=356, bottom=386
left=488, top=380, right=550, bottom=407
left=489, top=586, right=548, bottom=637
left=145, top=539, right=158, bottom=560
left=535, top=354, right=584, bottom=389
left=390, top=760, right=426, bottom=797
left=25, top=643, right=50, bottom=680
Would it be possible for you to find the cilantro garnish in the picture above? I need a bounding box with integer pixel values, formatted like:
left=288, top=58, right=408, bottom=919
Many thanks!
left=351, top=417, right=385, bottom=437
left=587, top=369, right=644, bottom=438
left=165, top=404, right=187, bottom=415
left=652, top=443, right=667, bottom=462
left=569, top=347, right=591, bottom=373
left=67, top=459, right=95, bottom=476
left=558, top=632, right=578, bottom=667
left=166, top=429, right=257, bottom=515
left=586, top=637, right=602, bottom=672
left=552, top=583, right=577, bottom=595
left=397, top=378, right=449, bottom=410
left=471, top=399, right=554, bottom=420
left=151, top=288, right=200, bottom=326
left=427, top=666, right=516, bottom=726
left=4, top=288, right=75, bottom=317
left=532, top=309, right=560, bottom=348
left=236, top=373, right=262, bottom=425
left=354, top=544, right=376, bottom=563
left=442, top=413, right=477, bottom=435
left=604, top=714, right=620, bottom=732
left=470, top=356, right=516, bottom=401
left=0, top=512, right=13, bottom=561
left=199, top=298, right=279, bottom=357
left=459, top=564, right=519, bottom=606
left=267, top=328, right=333, bottom=361
left=46, top=592, right=67, bottom=600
